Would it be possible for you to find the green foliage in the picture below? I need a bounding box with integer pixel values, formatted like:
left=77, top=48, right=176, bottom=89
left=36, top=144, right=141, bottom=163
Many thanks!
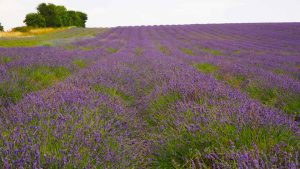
left=24, top=13, right=46, bottom=27
left=146, top=93, right=181, bottom=126
left=23, top=3, right=88, bottom=28
left=283, top=96, right=300, bottom=115
left=0, top=22, right=3, bottom=31
left=37, top=3, right=62, bottom=27
left=180, top=48, right=195, bottom=56
left=148, top=93, right=181, bottom=113
left=72, top=59, right=86, bottom=68
left=273, top=68, right=285, bottom=75
left=135, top=47, right=143, bottom=56
left=0, top=56, right=12, bottom=64
left=219, top=74, right=246, bottom=88
left=0, top=66, right=70, bottom=103
left=246, top=86, right=278, bottom=106
left=106, top=47, right=118, bottom=54
left=216, top=73, right=299, bottom=115
left=201, top=48, right=223, bottom=56
left=94, top=85, right=135, bottom=106
left=66, top=11, right=81, bottom=27
left=152, top=121, right=299, bottom=168
left=234, top=50, right=241, bottom=54
left=76, top=11, right=88, bottom=27
left=194, top=63, right=219, bottom=74
left=159, top=45, right=171, bottom=55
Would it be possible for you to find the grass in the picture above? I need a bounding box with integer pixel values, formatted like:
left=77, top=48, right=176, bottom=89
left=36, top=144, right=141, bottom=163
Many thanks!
left=193, top=62, right=299, bottom=116
left=72, top=59, right=86, bottom=69
left=79, top=46, right=95, bottom=51
left=159, top=45, right=171, bottom=55
left=0, top=66, right=70, bottom=103
left=273, top=68, right=285, bottom=75
left=151, top=120, right=299, bottom=168
left=0, top=27, right=106, bottom=47
left=180, top=48, right=195, bottom=56
left=216, top=73, right=299, bottom=115
left=282, top=96, right=300, bottom=115
left=0, top=56, right=12, bottom=64
left=135, top=47, right=143, bottom=56
left=215, top=74, right=246, bottom=89
left=234, top=50, right=241, bottom=54
left=246, top=86, right=278, bottom=106
left=145, top=92, right=181, bottom=126
left=106, top=47, right=118, bottom=54
left=0, top=27, right=66, bottom=37
left=194, top=63, right=219, bottom=74
left=201, top=48, right=223, bottom=56
left=94, top=85, right=135, bottom=106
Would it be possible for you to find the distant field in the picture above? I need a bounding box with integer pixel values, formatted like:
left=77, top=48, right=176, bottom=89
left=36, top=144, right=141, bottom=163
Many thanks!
left=0, top=23, right=299, bottom=168
left=0, top=27, right=106, bottom=47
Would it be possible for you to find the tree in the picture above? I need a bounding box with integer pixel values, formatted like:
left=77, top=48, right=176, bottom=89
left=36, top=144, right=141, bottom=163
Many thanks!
left=55, top=5, right=69, bottom=27
left=0, top=22, right=3, bottom=31
left=76, top=12, right=88, bottom=27
left=67, top=11, right=81, bottom=27
left=24, top=3, right=88, bottom=28
left=24, top=13, right=46, bottom=27
left=37, top=3, right=61, bottom=27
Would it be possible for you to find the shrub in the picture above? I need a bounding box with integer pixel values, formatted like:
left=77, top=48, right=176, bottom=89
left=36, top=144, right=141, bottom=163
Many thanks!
left=12, top=26, right=33, bottom=32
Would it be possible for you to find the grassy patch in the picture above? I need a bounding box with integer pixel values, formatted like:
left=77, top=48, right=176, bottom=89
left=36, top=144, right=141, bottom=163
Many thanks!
left=146, top=92, right=181, bottom=126
left=0, top=66, right=70, bottom=103
left=94, top=85, right=134, bottom=106
left=219, top=74, right=246, bottom=88
left=0, top=56, right=12, bottom=64
left=180, top=48, right=195, bottom=56
left=106, top=47, right=118, bottom=54
left=194, top=63, right=219, bottom=74
left=0, top=28, right=106, bottom=47
left=273, top=69, right=285, bottom=75
left=151, top=122, right=299, bottom=168
left=135, top=47, right=143, bottom=56
left=72, top=59, right=86, bottom=69
left=246, top=86, right=278, bottom=106
left=80, top=46, right=95, bottom=51
left=201, top=48, right=223, bottom=56
left=159, top=46, right=171, bottom=55
left=1, top=27, right=66, bottom=37
left=216, top=74, right=299, bottom=115
left=283, top=96, right=300, bottom=115
left=234, top=50, right=241, bottom=54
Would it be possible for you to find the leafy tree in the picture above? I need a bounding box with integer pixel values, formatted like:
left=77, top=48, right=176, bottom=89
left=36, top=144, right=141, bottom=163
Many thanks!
left=37, top=3, right=61, bottom=27
left=0, top=22, right=3, bottom=31
left=76, top=12, right=88, bottom=27
left=56, top=6, right=69, bottom=26
left=24, top=13, right=46, bottom=27
left=24, top=3, right=88, bottom=28
left=67, top=11, right=81, bottom=27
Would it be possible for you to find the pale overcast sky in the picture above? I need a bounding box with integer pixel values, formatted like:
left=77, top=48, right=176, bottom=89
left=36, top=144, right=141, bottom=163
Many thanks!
left=0, top=0, right=299, bottom=30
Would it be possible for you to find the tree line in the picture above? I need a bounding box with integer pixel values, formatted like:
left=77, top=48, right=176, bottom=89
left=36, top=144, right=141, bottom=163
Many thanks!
left=24, top=3, right=88, bottom=28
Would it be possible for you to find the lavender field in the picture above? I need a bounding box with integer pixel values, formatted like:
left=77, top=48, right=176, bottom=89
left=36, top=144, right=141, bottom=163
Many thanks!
left=0, top=23, right=300, bottom=168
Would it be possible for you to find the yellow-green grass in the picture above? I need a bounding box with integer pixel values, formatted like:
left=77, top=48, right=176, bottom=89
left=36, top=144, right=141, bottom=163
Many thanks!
left=0, top=27, right=68, bottom=37
left=0, top=27, right=106, bottom=47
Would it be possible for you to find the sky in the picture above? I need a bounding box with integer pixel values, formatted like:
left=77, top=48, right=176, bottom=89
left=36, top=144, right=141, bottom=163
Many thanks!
left=0, top=0, right=300, bottom=30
